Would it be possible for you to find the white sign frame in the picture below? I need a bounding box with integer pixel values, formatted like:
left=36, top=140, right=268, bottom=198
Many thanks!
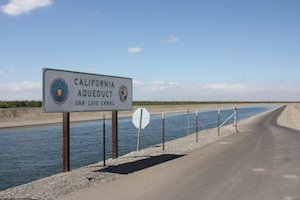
left=43, top=68, right=132, bottom=113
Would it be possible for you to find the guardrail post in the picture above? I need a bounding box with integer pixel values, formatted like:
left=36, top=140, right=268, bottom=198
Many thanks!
left=103, top=114, right=106, bottom=166
left=162, top=112, right=165, bottom=150
left=196, top=111, right=198, bottom=142
left=218, top=109, right=220, bottom=136
left=234, top=108, right=238, bottom=132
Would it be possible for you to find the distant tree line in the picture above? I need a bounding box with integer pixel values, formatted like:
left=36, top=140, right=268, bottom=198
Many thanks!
left=132, top=101, right=292, bottom=106
left=0, top=100, right=42, bottom=108
left=0, top=100, right=295, bottom=109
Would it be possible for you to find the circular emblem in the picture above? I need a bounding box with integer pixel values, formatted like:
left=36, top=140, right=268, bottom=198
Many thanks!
left=50, top=78, right=69, bottom=104
left=119, top=85, right=128, bottom=102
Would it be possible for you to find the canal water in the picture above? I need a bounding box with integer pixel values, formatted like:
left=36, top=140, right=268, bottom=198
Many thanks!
left=0, top=106, right=276, bottom=191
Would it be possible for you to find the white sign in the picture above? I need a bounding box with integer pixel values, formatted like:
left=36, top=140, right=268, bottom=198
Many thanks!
left=43, top=68, right=132, bottom=113
left=132, top=108, right=150, bottom=129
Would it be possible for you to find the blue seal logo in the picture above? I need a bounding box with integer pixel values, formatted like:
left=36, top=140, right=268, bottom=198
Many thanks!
left=119, top=85, right=128, bottom=102
left=50, top=78, right=68, bottom=104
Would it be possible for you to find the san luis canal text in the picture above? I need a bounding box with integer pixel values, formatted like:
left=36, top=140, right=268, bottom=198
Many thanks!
left=76, top=100, right=114, bottom=106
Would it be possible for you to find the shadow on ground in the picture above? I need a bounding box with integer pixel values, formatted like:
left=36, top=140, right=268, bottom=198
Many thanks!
left=96, top=154, right=185, bottom=175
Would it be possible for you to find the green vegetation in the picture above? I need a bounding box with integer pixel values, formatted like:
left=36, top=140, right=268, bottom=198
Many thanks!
left=0, top=100, right=42, bottom=108
left=132, top=101, right=294, bottom=106
left=0, top=100, right=296, bottom=109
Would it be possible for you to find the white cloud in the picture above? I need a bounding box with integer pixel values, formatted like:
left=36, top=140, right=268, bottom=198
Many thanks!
left=1, top=0, right=53, bottom=16
left=133, top=81, right=300, bottom=101
left=87, top=68, right=97, bottom=72
left=0, top=81, right=42, bottom=100
left=0, top=80, right=299, bottom=101
left=0, top=70, right=3, bottom=74
left=163, top=35, right=179, bottom=43
left=127, top=47, right=144, bottom=53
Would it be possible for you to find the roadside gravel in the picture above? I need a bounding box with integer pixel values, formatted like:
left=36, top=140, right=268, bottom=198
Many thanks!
left=0, top=126, right=237, bottom=200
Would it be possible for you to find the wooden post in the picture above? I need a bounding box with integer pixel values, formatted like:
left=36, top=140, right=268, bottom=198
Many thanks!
left=63, top=113, right=70, bottom=172
left=112, top=111, right=118, bottom=159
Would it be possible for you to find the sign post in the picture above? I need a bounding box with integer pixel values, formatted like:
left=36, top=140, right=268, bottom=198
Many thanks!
left=132, top=108, right=150, bottom=151
left=43, top=68, right=132, bottom=171
left=62, top=112, right=70, bottom=172
left=112, top=111, right=118, bottom=158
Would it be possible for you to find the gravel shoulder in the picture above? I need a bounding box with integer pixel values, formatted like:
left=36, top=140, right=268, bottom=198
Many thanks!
left=0, top=103, right=296, bottom=200
left=277, top=104, right=300, bottom=130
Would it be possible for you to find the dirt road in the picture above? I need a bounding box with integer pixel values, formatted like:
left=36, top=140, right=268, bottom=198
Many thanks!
left=58, top=106, right=300, bottom=200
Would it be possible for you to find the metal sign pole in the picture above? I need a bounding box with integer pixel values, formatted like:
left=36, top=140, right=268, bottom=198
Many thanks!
left=63, top=113, right=70, bottom=172
left=103, top=114, right=106, bottom=166
left=137, top=109, right=143, bottom=151
left=132, top=108, right=150, bottom=151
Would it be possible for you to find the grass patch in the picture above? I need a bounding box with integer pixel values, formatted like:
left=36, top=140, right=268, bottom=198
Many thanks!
left=132, top=101, right=293, bottom=106
left=0, top=100, right=295, bottom=108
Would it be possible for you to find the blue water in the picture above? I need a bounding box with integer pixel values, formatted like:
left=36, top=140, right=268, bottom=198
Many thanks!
left=0, top=106, right=276, bottom=191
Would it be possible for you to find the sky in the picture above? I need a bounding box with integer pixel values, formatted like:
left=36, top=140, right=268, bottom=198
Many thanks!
left=0, top=0, right=299, bottom=101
